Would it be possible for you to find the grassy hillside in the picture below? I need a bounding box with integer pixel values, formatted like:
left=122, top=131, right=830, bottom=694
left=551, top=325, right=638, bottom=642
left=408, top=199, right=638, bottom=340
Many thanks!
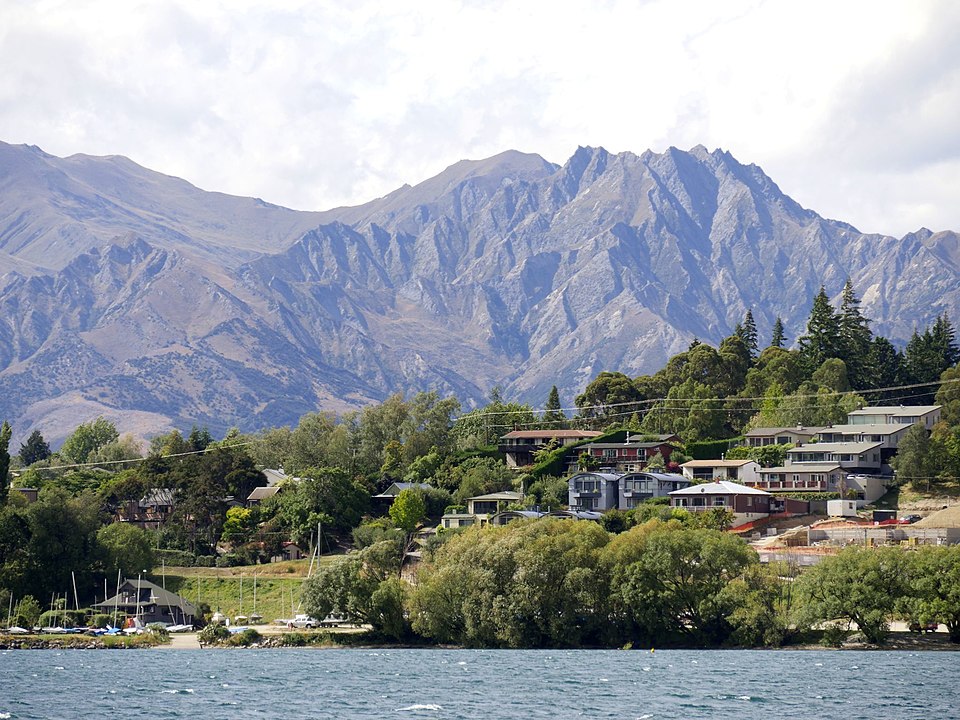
left=155, top=557, right=341, bottom=623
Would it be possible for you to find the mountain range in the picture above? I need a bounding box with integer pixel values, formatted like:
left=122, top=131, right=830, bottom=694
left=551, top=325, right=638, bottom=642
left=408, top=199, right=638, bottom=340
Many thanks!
left=2, top=141, right=959, bottom=447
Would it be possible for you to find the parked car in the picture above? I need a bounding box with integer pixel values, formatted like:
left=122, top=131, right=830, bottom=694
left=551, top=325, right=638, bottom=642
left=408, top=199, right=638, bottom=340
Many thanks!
left=291, top=614, right=318, bottom=629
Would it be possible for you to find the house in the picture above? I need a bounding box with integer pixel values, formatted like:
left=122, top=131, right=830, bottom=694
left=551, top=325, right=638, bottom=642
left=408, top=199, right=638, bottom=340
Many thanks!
left=247, top=467, right=299, bottom=506
left=786, top=441, right=883, bottom=473
left=568, top=472, right=621, bottom=511
left=116, top=489, right=177, bottom=529
left=847, top=405, right=941, bottom=429
left=758, top=463, right=849, bottom=494
left=14, top=487, right=39, bottom=504
left=742, top=426, right=820, bottom=447
left=247, top=485, right=283, bottom=505
left=262, top=467, right=297, bottom=486
left=574, top=438, right=677, bottom=473
left=440, top=513, right=478, bottom=530
left=93, top=578, right=196, bottom=627
left=271, top=542, right=306, bottom=562
left=499, top=429, right=603, bottom=468
left=489, top=510, right=545, bottom=526
left=546, top=510, right=604, bottom=521
left=815, top=423, right=912, bottom=464
left=669, top=481, right=774, bottom=525
left=680, top=459, right=761, bottom=485
left=618, top=472, right=691, bottom=509
left=372, top=482, right=432, bottom=504
left=466, top=491, right=525, bottom=516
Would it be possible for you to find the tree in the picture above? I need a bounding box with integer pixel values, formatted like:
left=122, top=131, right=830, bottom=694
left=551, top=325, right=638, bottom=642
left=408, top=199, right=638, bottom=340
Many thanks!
left=301, top=540, right=408, bottom=639
left=575, top=371, right=644, bottom=425
left=890, top=424, right=937, bottom=490
left=936, top=365, right=960, bottom=426
left=838, top=279, right=873, bottom=389
left=97, top=523, right=156, bottom=578
left=797, top=286, right=842, bottom=372
left=795, top=547, right=906, bottom=644
left=60, top=417, right=119, bottom=464
left=735, top=309, right=758, bottom=359
left=543, top=385, right=566, bottom=426
left=409, top=520, right=611, bottom=647
left=903, top=546, right=960, bottom=643
left=188, top=426, right=214, bottom=452
left=770, top=316, right=786, bottom=348
left=0, top=421, right=10, bottom=507
left=18, top=429, right=51, bottom=467
left=389, top=489, right=427, bottom=534
left=611, top=523, right=757, bottom=645
left=866, top=336, right=903, bottom=400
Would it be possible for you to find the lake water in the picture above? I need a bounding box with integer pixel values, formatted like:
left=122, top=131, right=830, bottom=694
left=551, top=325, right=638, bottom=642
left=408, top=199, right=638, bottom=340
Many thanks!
left=1, top=648, right=957, bottom=719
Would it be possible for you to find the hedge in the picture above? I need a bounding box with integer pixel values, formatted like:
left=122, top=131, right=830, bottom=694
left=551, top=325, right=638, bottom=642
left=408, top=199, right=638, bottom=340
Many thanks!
left=686, top=438, right=741, bottom=460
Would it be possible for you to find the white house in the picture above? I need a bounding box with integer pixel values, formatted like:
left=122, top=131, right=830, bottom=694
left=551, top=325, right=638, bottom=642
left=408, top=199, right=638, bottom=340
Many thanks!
left=680, top=459, right=761, bottom=485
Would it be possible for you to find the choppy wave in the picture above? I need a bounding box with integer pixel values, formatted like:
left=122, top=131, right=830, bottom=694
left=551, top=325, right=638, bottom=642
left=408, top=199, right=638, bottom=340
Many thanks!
left=396, top=704, right=443, bottom=712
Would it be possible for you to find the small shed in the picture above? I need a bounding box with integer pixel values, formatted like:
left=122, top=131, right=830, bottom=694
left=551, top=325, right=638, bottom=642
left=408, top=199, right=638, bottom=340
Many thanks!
left=827, top=499, right=858, bottom=518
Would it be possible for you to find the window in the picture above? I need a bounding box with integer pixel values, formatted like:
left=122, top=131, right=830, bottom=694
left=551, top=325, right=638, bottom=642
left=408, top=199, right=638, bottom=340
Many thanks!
left=713, top=496, right=727, bottom=506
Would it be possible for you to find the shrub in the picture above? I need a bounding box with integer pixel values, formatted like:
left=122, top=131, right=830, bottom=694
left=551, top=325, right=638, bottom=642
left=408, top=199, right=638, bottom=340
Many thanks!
left=146, top=622, right=170, bottom=639
left=198, top=623, right=231, bottom=646
left=195, top=555, right=216, bottom=567
left=89, top=613, right=114, bottom=629
left=156, top=549, right=195, bottom=567
left=228, top=628, right=262, bottom=646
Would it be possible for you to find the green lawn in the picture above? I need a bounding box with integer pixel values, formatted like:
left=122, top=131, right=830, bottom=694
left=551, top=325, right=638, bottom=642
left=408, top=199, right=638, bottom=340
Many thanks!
left=157, top=569, right=321, bottom=624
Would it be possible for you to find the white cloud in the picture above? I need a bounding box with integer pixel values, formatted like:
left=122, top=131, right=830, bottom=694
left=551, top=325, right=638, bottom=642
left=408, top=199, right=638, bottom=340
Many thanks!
left=0, top=0, right=956, bottom=234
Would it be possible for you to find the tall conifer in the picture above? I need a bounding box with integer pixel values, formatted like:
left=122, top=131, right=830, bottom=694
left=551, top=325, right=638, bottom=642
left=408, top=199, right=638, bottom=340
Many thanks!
left=838, top=279, right=873, bottom=389
left=0, top=421, right=11, bottom=507
left=797, top=286, right=841, bottom=372
left=770, top=316, right=786, bottom=348
left=543, top=385, right=566, bottom=426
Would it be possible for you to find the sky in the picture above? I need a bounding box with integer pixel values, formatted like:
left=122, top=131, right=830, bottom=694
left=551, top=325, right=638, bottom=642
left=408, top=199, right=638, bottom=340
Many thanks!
left=2, top=0, right=958, bottom=237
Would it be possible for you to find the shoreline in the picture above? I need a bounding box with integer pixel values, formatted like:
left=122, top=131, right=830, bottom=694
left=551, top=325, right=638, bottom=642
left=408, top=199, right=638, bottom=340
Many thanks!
left=3, top=630, right=958, bottom=652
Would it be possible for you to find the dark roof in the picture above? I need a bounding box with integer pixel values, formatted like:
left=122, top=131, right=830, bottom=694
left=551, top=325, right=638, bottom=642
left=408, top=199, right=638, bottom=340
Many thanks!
left=93, top=578, right=197, bottom=616
left=581, top=441, right=675, bottom=449
left=373, top=482, right=432, bottom=498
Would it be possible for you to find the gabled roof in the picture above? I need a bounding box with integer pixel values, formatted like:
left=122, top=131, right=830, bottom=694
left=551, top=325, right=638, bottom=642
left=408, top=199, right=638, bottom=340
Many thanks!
left=247, top=486, right=281, bottom=501
left=681, top=459, right=756, bottom=468
left=93, top=579, right=197, bottom=615
left=468, top=491, right=525, bottom=502
left=580, top=441, right=676, bottom=450
left=847, top=405, right=940, bottom=416
left=620, top=471, right=690, bottom=483
left=744, top=426, right=821, bottom=436
left=373, top=482, right=432, bottom=499
left=670, top=481, right=771, bottom=497
left=817, top=423, right=911, bottom=435
left=567, top=472, right=622, bottom=482
left=500, top=429, right=602, bottom=440
left=547, top=510, right=604, bottom=521
left=139, top=488, right=175, bottom=507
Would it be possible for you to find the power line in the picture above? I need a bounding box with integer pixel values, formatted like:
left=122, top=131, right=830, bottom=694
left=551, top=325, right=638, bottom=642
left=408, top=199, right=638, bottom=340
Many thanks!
left=451, top=377, right=960, bottom=421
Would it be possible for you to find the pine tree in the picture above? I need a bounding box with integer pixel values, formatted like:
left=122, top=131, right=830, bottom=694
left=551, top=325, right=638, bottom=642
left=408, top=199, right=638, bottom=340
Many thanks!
left=866, top=337, right=903, bottom=401
left=797, top=286, right=842, bottom=372
left=543, top=385, right=566, bottom=426
left=0, top=421, right=11, bottom=507
left=770, top=316, right=786, bottom=348
left=838, top=279, right=873, bottom=389
left=931, top=313, right=960, bottom=369
left=18, top=429, right=51, bottom=466
left=735, top=310, right=759, bottom=359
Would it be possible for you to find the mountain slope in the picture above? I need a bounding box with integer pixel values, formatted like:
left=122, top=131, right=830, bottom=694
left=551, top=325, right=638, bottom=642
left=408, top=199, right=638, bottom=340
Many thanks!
left=1, top=142, right=958, bottom=445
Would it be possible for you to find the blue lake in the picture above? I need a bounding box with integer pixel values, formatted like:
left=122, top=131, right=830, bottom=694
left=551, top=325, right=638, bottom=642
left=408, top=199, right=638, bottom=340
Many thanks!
left=1, top=648, right=956, bottom=719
